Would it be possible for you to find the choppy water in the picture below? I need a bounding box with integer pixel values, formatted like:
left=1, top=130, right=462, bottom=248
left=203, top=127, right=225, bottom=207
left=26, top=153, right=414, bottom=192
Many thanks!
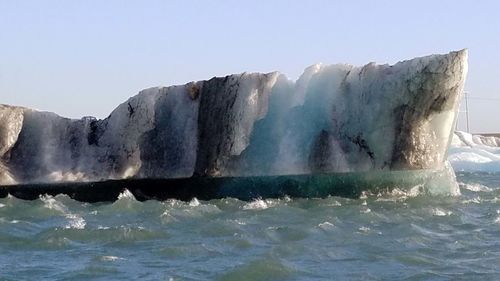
left=0, top=172, right=499, bottom=280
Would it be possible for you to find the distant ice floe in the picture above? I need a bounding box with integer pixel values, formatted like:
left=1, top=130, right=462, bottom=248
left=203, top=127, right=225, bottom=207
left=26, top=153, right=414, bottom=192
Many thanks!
left=448, top=131, right=500, bottom=172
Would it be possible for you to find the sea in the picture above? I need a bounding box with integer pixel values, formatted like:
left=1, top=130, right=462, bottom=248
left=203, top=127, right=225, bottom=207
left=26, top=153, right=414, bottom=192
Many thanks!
left=0, top=171, right=498, bottom=280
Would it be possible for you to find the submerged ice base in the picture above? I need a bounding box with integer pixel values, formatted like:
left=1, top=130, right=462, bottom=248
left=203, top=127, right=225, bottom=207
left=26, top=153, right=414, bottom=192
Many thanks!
left=0, top=50, right=468, bottom=198
left=0, top=167, right=460, bottom=202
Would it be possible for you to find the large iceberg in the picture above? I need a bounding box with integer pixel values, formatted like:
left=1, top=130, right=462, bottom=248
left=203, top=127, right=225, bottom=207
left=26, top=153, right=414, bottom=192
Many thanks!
left=0, top=50, right=468, bottom=200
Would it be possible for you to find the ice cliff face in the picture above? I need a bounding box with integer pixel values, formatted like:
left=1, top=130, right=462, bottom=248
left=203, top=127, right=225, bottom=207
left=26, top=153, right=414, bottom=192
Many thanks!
left=0, top=50, right=468, bottom=184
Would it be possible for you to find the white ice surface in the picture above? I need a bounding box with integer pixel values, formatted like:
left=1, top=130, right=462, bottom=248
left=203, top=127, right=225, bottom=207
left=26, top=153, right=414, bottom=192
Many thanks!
left=448, top=131, right=500, bottom=172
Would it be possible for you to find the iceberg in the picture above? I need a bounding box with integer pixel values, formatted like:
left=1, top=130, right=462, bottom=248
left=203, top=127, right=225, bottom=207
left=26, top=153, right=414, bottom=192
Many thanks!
left=0, top=50, right=468, bottom=201
left=448, top=131, right=500, bottom=172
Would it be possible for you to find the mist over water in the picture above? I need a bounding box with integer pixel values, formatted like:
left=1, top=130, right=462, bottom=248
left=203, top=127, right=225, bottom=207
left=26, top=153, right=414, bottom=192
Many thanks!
left=0, top=173, right=498, bottom=280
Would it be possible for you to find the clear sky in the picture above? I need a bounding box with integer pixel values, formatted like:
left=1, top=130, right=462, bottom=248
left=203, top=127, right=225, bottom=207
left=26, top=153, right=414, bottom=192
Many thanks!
left=1, top=0, right=499, bottom=132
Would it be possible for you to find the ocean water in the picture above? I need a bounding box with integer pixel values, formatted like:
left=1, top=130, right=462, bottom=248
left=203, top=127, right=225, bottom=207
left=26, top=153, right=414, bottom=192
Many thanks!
left=0, top=172, right=499, bottom=280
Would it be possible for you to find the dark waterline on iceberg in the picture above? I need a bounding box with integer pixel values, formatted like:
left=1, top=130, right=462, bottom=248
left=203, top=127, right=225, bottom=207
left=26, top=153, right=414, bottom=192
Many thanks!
left=0, top=168, right=457, bottom=202
left=0, top=172, right=498, bottom=280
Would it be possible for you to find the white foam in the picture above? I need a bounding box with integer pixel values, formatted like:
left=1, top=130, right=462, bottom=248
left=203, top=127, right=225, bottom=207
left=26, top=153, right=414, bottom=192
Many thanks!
left=188, top=198, right=200, bottom=207
left=326, top=200, right=342, bottom=207
left=494, top=216, right=500, bottom=224
left=432, top=208, right=452, bottom=216
left=462, top=197, right=482, bottom=204
left=40, top=195, right=87, bottom=229
left=358, top=226, right=370, bottom=233
left=461, top=183, right=492, bottom=192
left=360, top=208, right=371, bottom=214
left=243, top=199, right=269, bottom=210
left=117, top=189, right=136, bottom=200
left=318, top=222, right=335, bottom=229
left=41, top=195, right=68, bottom=213
left=375, top=185, right=424, bottom=202
left=100, top=256, right=124, bottom=262
left=64, top=214, right=86, bottom=229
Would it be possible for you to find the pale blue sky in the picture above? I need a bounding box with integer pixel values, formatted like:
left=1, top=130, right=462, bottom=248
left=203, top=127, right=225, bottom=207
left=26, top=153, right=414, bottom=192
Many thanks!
left=1, top=0, right=499, bottom=132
